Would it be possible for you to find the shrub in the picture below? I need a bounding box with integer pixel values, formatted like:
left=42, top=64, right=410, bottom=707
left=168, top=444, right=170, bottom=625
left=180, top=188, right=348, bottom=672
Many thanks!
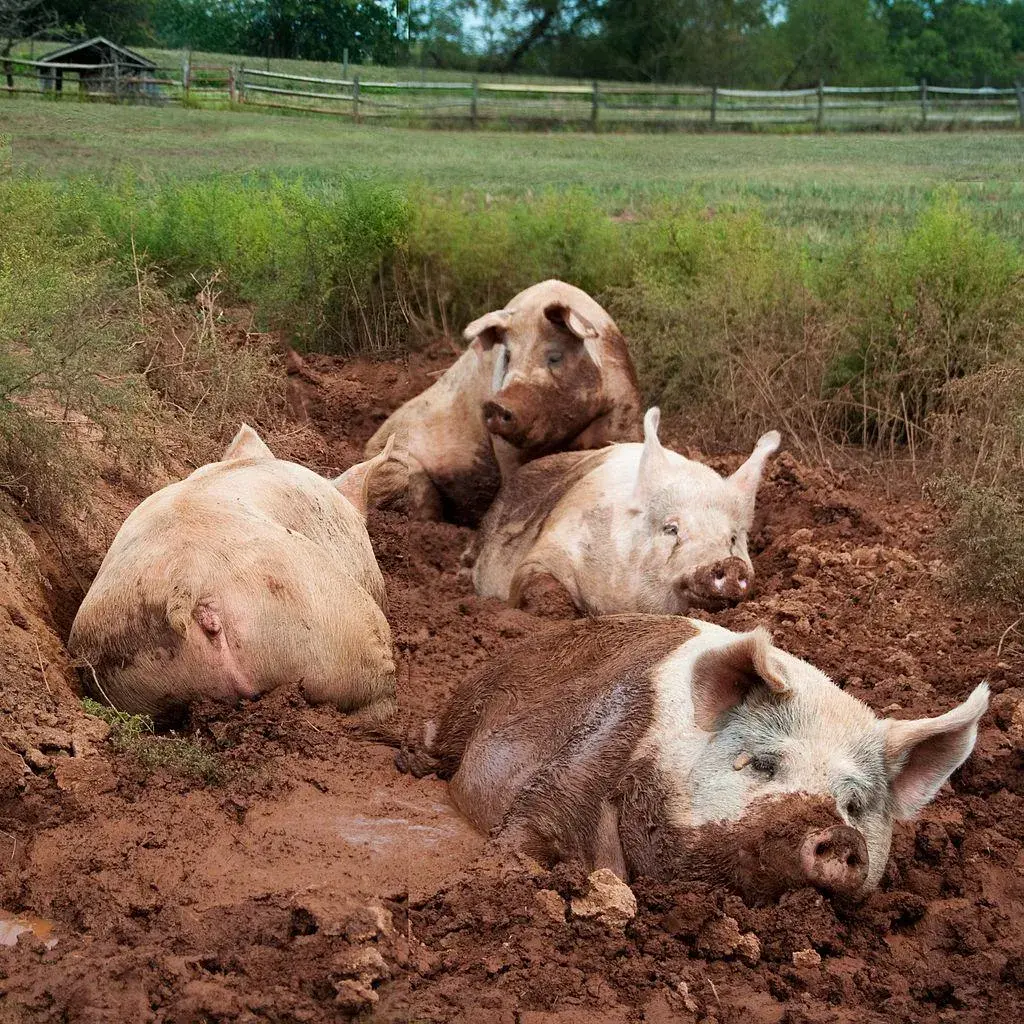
left=404, top=188, right=629, bottom=334
left=932, top=475, right=1024, bottom=609
left=820, top=191, right=1024, bottom=447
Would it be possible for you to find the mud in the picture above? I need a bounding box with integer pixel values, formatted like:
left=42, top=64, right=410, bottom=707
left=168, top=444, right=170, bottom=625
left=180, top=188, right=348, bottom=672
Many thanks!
left=0, top=340, right=1021, bottom=1022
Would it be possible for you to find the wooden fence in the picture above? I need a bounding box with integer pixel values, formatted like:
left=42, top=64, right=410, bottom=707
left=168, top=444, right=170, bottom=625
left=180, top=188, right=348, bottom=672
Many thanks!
left=3, top=55, right=1023, bottom=131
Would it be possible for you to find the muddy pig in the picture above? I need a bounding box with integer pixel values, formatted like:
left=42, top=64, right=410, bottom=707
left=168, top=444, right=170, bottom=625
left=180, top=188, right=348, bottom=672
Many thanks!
left=467, top=407, right=780, bottom=616
left=364, top=279, right=642, bottom=526
left=69, top=425, right=398, bottom=721
left=398, top=616, right=988, bottom=901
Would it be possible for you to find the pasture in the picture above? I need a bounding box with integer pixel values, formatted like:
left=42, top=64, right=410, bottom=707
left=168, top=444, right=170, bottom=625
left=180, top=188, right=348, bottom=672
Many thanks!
left=4, top=101, right=1024, bottom=239
left=0, top=101, right=1022, bottom=1022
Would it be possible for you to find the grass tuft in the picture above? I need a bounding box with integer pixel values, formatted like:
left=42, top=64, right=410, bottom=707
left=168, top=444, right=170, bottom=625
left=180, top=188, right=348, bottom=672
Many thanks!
left=81, top=698, right=229, bottom=785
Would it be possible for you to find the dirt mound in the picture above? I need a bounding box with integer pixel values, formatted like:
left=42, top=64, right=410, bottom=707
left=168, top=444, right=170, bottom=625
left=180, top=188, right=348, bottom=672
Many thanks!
left=1, top=341, right=1021, bottom=1022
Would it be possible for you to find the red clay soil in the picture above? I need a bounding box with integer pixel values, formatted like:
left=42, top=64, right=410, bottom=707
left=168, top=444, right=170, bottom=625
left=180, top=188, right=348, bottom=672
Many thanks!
left=0, top=342, right=1022, bottom=1023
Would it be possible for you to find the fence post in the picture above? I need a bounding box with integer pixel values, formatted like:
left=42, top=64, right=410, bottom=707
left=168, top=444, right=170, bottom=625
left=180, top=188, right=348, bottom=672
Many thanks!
left=591, top=79, right=600, bottom=132
left=237, top=66, right=245, bottom=103
left=113, top=60, right=120, bottom=101
left=816, top=79, right=825, bottom=132
left=3, top=59, right=12, bottom=95
left=710, top=84, right=717, bottom=128
left=471, top=77, right=479, bottom=129
left=228, top=65, right=237, bottom=104
left=1016, top=81, right=1024, bottom=128
left=352, top=74, right=360, bottom=123
left=919, top=77, right=928, bottom=127
left=182, top=59, right=190, bottom=103
left=343, top=47, right=348, bottom=80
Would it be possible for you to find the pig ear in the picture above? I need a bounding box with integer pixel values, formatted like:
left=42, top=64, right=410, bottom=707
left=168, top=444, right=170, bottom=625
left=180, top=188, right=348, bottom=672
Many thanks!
left=884, top=683, right=989, bottom=820
left=729, top=430, right=781, bottom=508
left=690, top=627, right=789, bottom=731
left=464, top=309, right=512, bottom=355
left=334, top=433, right=397, bottom=518
left=544, top=303, right=602, bottom=369
left=222, top=423, right=273, bottom=462
left=629, top=407, right=672, bottom=512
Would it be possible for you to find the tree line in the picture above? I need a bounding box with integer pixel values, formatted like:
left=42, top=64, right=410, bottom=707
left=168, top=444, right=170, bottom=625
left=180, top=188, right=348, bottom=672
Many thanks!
left=6, top=0, right=1024, bottom=87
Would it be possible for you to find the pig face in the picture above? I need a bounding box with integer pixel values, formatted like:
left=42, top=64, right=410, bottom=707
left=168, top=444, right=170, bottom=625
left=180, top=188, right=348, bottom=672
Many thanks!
left=667, top=626, right=990, bottom=896
left=467, top=300, right=606, bottom=454
left=628, top=409, right=780, bottom=613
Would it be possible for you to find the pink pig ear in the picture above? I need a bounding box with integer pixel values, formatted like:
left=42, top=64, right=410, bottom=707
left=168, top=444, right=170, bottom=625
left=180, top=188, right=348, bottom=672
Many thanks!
left=629, top=407, right=672, bottom=512
left=690, top=627, right=789, bottom=731
left=464, top=309, right=512, bottom=355
left=222, top=423, right=273, bottom=462
left=884, top=683, right=989, bottom=820
left=729, top=430, right=781, bottom=508
left=334, top=433, right=399, bottom=518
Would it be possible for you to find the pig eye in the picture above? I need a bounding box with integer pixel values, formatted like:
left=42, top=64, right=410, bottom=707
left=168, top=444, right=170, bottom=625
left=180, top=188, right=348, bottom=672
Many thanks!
left=845, top=796, right=865, bottom=819
left=663, top=522, right=679, bottom=537
left=750, top=754, right=778, bottom=780
left=730, top=533, right=738, bottom=547
left=547, top=349, right=564, bottom=367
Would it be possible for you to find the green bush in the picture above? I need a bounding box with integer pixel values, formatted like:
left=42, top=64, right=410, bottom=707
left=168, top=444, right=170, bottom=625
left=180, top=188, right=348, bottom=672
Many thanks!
left=820, top=191, right=1024, bottom=445
left=404, top=188, right=629, bottom=333
left=0, top=180, right=153, bottom=523
left=91, top=176, right=412, bottom=353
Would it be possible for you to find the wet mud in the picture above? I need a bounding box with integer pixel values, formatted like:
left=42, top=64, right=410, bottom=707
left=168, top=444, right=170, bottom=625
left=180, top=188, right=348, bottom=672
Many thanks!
left=0, top=341, right=1021, bottom=1022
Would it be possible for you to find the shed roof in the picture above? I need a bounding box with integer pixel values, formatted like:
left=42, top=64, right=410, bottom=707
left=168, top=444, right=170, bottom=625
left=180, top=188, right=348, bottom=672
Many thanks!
left=38, top=37, right=156, bottom=68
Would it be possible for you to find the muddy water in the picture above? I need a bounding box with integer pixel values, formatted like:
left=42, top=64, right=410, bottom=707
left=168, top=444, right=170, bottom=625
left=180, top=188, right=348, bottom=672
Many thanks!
left=0, top=911, right=57, bottom=949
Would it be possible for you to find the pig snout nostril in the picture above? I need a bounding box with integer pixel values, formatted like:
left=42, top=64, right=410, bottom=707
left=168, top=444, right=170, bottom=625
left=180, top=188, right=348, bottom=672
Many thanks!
left=801, top=826, right=869, bottom=897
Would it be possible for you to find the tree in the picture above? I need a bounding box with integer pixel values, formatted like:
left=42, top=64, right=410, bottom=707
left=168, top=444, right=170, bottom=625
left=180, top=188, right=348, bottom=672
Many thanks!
left=884, top=0, right=1017, bottom=85
left=779, top=0, right=896, bottom=86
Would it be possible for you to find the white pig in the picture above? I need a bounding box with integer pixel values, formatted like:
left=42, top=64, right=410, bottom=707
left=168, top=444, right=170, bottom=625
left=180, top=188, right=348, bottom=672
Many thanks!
left=398, top=615, right=989, bottom=901
left=69, top=425, right=398, bottom=721
left=467, top=407, right=781, bottom=616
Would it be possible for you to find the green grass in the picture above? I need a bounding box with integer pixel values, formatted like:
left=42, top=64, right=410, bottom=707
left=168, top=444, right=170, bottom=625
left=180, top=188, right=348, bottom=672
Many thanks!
left=4, top=102, right=1024, bottom=242
left=81, top=698, right=230, bottom=784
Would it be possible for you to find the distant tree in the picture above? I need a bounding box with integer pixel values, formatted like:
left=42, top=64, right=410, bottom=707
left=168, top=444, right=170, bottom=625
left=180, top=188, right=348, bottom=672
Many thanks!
left=884, top=0, right=1017, bottom=85
left=779, top=0, right=897, bottom=86
left=151, top=1, right=399, bottom=63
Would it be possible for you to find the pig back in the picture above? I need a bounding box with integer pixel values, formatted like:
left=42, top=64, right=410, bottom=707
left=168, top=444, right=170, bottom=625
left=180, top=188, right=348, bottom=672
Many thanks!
left=438, top=616, right=698, bottom=835
left=471, top=447, right=613, bottom=601
left=69, top=461, right=395, bottom=716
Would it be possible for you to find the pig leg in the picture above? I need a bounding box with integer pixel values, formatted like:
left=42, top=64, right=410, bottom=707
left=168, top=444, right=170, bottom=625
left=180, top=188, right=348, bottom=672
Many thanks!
left=406, top=457, right=444, bottom=521
left=512, top=570, right=580, bottom=619
left=485, top=686, right=637, bottom=870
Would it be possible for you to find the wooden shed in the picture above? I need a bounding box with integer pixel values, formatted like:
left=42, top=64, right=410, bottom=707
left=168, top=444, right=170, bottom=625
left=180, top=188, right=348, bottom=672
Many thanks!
left=37, top=37, right=157, bottom=97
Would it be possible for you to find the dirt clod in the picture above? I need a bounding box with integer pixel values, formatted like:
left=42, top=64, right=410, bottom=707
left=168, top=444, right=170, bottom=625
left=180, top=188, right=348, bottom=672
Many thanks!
left=570, top=868, right=639, bottom=926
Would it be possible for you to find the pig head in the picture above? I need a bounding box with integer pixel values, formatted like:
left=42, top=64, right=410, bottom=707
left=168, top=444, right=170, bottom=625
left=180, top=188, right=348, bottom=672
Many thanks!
left=469, top=407, right=780, bottom=616
left=399, top=616, right=988, bottom=902
left=469, top=279, right=641, bottom=457
left=364, top=279, right=641, bottom=526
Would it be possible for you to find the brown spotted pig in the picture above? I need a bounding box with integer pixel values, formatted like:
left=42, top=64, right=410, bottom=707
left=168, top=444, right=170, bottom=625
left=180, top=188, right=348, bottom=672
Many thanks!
left=399, top=616, right=988, bottom=901
left=69, top=425, right=398, bottom=721
left=467, top=407, right=780, bottom=616
left=364, top=280, right=641, bottom=525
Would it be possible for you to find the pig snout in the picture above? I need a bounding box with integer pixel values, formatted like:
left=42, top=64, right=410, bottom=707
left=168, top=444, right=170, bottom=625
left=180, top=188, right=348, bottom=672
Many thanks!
left=800, top=826, right=869, bottom=897
left=690, top=557, right=752, bottom=605
left=483, top=400, right=519, bottom=441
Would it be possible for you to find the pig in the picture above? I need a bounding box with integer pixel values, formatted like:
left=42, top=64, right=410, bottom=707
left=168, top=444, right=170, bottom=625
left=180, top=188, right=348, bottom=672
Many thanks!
left=398, top=615, right=988, bottom=901
left=68, top=425, right=398, bottom=721
left=466, top=407, right=781, bottom=616
left=364, top=279, right=642, bottom=526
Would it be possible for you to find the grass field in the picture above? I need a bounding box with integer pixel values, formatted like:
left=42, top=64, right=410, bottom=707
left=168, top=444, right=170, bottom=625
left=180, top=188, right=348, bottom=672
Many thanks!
left=4, top=101, right=1024, bottom=241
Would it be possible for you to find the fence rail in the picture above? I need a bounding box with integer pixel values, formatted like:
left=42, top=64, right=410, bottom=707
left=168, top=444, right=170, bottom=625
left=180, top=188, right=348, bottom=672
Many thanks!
left=3, top=55, right=1023, bottom=131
